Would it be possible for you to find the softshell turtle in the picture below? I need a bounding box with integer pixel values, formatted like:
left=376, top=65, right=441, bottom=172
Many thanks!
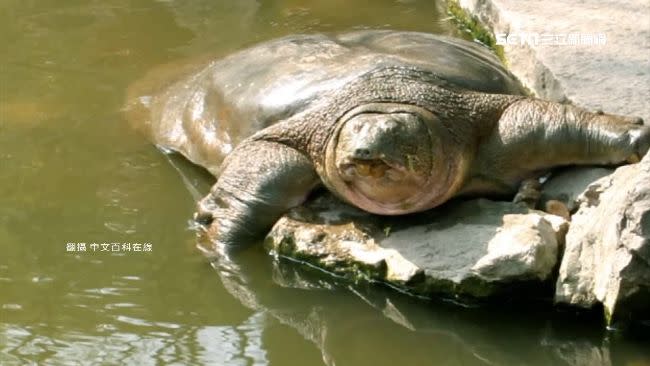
left=127, top=30, right=650, bottom=252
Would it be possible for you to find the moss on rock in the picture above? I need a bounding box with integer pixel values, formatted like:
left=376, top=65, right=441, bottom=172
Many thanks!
left=446, top=0, right=506, bottom=64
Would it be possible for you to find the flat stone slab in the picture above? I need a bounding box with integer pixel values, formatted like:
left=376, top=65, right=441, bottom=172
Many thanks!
left=265, top=195, right=567, bottom=301
left=457, top=0, right=650, bottom=119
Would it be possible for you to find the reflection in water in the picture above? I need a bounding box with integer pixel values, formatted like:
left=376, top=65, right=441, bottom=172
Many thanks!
left=1, top=313, right=271, bottom=365
left=196, top=313, right=270, bottom=366
left=1, top=0, right=649, bottom=365
left=207, top=245, right=641, bottom=366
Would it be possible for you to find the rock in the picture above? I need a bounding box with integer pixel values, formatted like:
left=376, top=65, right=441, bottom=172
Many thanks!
left=265, top=197, right=424, bottom=285
left=541, top=167, right=614, bottom=213
left=472, top=213, right=567, bottom=282
left=454, top=0, right=650, bottom=325
left=456, top=0, right=650, bottom=118
left=555, top=154, right=650, bottom=325
left=265, top=194, right=568, bottom=301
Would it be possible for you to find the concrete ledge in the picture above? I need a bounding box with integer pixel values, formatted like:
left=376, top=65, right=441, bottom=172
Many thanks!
left=457, top=0, right=650, bottom=118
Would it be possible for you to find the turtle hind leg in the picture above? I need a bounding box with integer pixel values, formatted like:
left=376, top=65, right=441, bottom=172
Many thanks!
left=473, top=98, right=650, bottom=187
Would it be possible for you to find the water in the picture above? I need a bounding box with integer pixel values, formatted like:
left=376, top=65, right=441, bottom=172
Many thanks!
left=1, top=1, right=648, bottom=365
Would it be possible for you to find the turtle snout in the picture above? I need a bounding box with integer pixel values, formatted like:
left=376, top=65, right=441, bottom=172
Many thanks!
left=338, top=158, right=390, bottom=179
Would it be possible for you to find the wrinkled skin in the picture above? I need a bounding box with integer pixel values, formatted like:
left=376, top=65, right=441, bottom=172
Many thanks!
left=126, top=30, right=650, bottom=253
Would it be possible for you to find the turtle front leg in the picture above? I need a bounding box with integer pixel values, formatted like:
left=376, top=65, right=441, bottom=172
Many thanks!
left=194, top=140, right=319, bottom=254
left=469, top=98, right=650, bottom=192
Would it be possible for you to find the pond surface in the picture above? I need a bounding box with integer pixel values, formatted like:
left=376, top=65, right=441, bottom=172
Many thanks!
left=1, top=1, right=648, bottom=365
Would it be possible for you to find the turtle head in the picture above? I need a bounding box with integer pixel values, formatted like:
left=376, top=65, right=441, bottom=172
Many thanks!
left=324, top=104, right=467, bottom=215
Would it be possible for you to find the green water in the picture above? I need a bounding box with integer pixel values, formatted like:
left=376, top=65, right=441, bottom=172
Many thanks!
left=1, top=1, right=648, bottom=365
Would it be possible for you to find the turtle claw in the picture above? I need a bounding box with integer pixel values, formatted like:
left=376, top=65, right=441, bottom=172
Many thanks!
left=513, top=178, right=542, bottom=209
left=626, top=154, right=641, bottom=164
left=194, top=195, right=217, bottom=226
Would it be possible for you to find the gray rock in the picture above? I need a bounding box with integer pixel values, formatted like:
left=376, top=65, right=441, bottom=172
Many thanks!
left=555, top=154, right=650, bottom=325
left=540, top=167, right=614, bottom=213
left=472, top=213, right=566, bottom=281
left=265, top=195, right=567, bottom=300
left=457, top=0, right=650, bottom=118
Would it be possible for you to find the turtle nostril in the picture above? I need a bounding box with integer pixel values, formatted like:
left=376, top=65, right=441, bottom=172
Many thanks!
left=353, top=148, right=371, bottom=159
